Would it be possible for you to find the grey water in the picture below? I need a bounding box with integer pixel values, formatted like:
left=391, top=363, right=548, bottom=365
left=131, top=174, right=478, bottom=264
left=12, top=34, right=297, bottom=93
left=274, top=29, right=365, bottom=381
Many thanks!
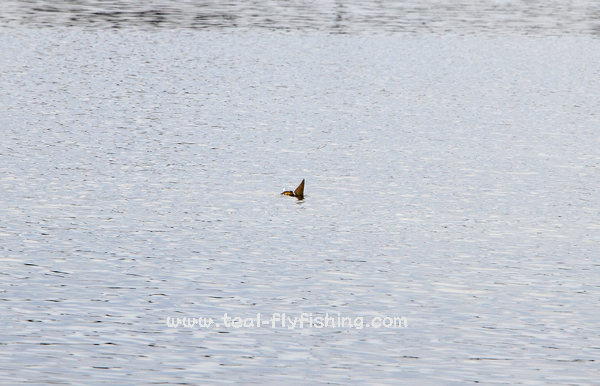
left=1, top=2, right=600, bottom=385
left=2, top=0, right=600, bottom=35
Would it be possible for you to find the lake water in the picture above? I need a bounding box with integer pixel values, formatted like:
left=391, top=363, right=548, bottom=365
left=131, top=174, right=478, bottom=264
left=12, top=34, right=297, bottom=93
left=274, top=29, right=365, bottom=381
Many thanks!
left=2, top=0, right=600, bottom=35
left=1, top=2, right=600, bottom=385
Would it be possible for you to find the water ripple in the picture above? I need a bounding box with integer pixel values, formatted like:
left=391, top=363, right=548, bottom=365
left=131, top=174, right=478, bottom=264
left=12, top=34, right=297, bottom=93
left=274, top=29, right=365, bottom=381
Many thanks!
left=1, top=0, right=600, bottom=35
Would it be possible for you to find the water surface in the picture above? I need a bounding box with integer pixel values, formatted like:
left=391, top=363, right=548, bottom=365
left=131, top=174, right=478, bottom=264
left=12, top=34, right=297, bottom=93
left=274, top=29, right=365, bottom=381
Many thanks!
left=1, top=3, right=600, bottom=386
left=1, top=0, right=600, bottom=35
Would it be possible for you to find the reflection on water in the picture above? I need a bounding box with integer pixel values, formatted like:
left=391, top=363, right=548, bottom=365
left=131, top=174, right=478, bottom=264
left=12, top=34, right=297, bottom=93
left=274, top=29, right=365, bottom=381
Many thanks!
left=2, top=12, right=600, bottom=385
left=1, top=0, right=600, bottom=35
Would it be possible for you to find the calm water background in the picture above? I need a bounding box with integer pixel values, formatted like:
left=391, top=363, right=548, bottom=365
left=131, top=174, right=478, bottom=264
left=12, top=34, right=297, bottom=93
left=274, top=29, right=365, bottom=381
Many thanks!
left=1, top=1, right=600, bottom=385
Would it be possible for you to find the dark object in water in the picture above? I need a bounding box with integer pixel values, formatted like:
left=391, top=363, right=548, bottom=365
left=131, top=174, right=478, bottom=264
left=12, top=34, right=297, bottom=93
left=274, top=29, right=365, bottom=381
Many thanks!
left=282, top=179, right=305, bottom=200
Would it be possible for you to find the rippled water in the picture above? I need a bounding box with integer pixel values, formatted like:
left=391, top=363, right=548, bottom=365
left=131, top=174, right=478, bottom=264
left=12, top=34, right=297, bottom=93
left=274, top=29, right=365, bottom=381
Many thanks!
left=1, top=1, right=600, bottom=385
left=1, top=0, right=600, bottom=35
